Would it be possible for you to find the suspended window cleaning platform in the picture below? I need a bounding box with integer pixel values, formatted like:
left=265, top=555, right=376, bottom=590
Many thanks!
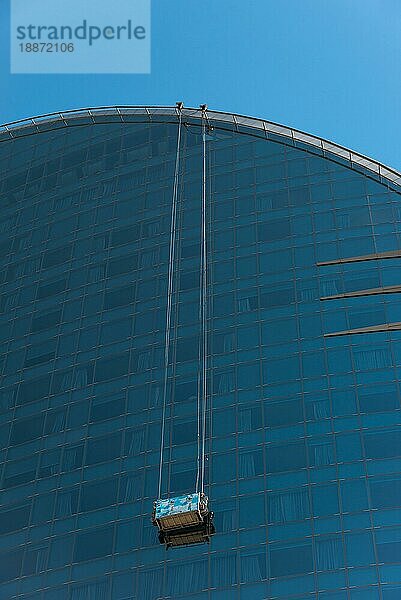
left=153, top=103, right=215, bottom=548
left=152, top=493, right=214, bottom=548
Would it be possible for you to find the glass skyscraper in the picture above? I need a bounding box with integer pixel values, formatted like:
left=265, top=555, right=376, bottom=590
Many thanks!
left=1, top=106, right=401, bottom=600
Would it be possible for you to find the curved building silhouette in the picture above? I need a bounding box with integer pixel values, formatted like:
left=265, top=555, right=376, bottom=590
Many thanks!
left=0, top=106, right=401, bottom=599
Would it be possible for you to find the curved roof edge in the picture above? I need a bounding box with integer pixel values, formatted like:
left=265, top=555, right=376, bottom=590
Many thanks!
left=1, top=105, right=400, bottom=189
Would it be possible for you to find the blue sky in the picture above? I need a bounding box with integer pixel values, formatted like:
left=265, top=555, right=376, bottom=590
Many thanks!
left=0, top=0, right=400, bottom=170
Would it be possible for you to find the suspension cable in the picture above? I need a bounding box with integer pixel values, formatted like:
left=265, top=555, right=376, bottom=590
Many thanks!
left=195, top=125, right=203, bottom=493
left=157, top=102, right=183, bottom=500
left=200, top=105, right=209, bottom=495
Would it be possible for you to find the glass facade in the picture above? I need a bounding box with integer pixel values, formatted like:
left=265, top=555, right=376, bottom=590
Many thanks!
left=1, top=108, right=401, bottom=599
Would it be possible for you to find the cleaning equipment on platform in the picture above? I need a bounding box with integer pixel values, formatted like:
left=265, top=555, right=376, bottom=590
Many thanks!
left=152, top=493, right=214, bottom=547
left=153, top=103, right=214, bottom=548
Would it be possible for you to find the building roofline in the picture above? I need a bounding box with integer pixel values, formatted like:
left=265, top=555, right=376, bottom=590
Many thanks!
left=1, top=105, right=400, bottom=189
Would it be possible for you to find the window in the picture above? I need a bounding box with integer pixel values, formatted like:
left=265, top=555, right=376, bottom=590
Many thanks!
left=358, top=386, right=399, bottom=413
left=346, top=531, right=375, bottom=567
left=42, top=243, right=72, bottom=268
left=55, top=487, right=79, bottom=518
left=100, top=318, right=131, bottom=345
left=265, top=399, right=303, bottom=428
left=85, top=432, right=122, bottom=466
left=315, top=535, right=344, bottom=571
left=32, top=492, right=55, bottom=525
left=79, top=477, right=118, bottom=512
left=10, top=414, right=45, bottom=445
left=0, top=548, right=24, bottom=583
left=258, top=219, right=291, bottom=242
left=48, top=536, right=74, bottom=569
left=18, top=374, right=51, bottom=405
left=341, top=479, right=368, bottom=513
left=176, top=336, right=199, bottom=362
left=45, top=408, right=67, bottom=435
left=36, top=277, right=67, bottom=300
left=312, top=483, right=339, bottom=517
left=264, top=355, right=300, bottom=384
left=90, top=393, right=126, bottom=423
left=137, top=566, right=163, bottom=599
left=123, top=427, right=146, bottom=456
left=260, top=286, right=295, bottom=308
left=166, top=558, right=208, bottom=596
left=270, top=541, right=313, bottom=578
left=238, top=404, right=262, bottom=432
left=364, top=429, right=401, bottom=460
left=119, top=472, right=144, bottom=502
left=172, top=420, right=197, bottom=446
left=111, top=225, right=140, bottom=248
left=240, top=547, right=267, bottom=583
left=239, top=494, right=265, bottom=528
left=24, top=339, right=56, bottom=368
left=73, top=526, right=114, bottom=562
left=39, top=448, right=61, bottom=478
left=210, top=551, right=238, bottom=587
left=370, top=476, right=401, bottom=510
left=94, top=352, right=129, bottom=383
left=115, top=518, right=142, bottom=553
left=180, top=271, right=199, bottom=291
left=22, top=544, right=48, bottom=576
left=0, top=503, right=30, bottom=534
left=239, top=449, right=264, bottom=478
left=62, top=444, right=84, bottom=472
left=104, top=285, right=135, bottom=310
left=268, top=488, right=310, bottom=523
left=107, top=253, right=138, bottom=278
left=308, top=437, right=334, bottom=467
left=266, top=441, right=307, bottom=474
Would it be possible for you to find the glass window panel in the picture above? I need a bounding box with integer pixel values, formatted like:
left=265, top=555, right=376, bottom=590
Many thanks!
left=80, top=477, right=118, bottom=512
left=266, top=441, right=307, bottom=474
left=10, top=414, right=45, bottom=445
left=258, top=219, right=291, bottom=242
left=0, top=503, right=30, bottom=534
left=62, top=443, right=84, bottom=471
left=39, top=448, right=61, bottom=478
left=312, top=483, right=339, bottom=517
left=18, top=374, right=51, bottom=405
left=364, top=429, right=401, bottom=460
left=104, top=285, right=135, bottom=310
left=210, top=551, right=238, bottom=587
left=240, top=547, right=267, bottom=583
left=31, top=309, right=62, bottom=333
left=346, top=531, right=375, bottom=567
left=340, top=479, right=369, bottom=513
left=42, top=243, right=72, bottom=268
left=268, top=488, right=310, bottom=523
left=239, top=449, right=264, bottom=478
left=239, top=494, right=265, bottom=528
left=315, top=535, right=344, bottom=571
left=370, top=476, right=401, bottom=510
left=166, top=558, right=208, bottom=596
left=270, top=541, right=313, bottom=578
left=0, top=548, right=24, bottom=583
left=73, top=526, right=114, bottom=562
left=94, top=352, right=130, bottom=383
left=85, top=432, right=122, bottom=465
left=90, top=393, right=126, bottom=423
left=265, top=399, right=303, bottom=428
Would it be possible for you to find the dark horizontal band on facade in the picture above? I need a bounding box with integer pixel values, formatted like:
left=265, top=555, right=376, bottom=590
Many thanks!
left=321, top=284, right=401, bottom=301
left=317, top=249, right=401, bottom=266
left=325, top=322, right=401, bottom=337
